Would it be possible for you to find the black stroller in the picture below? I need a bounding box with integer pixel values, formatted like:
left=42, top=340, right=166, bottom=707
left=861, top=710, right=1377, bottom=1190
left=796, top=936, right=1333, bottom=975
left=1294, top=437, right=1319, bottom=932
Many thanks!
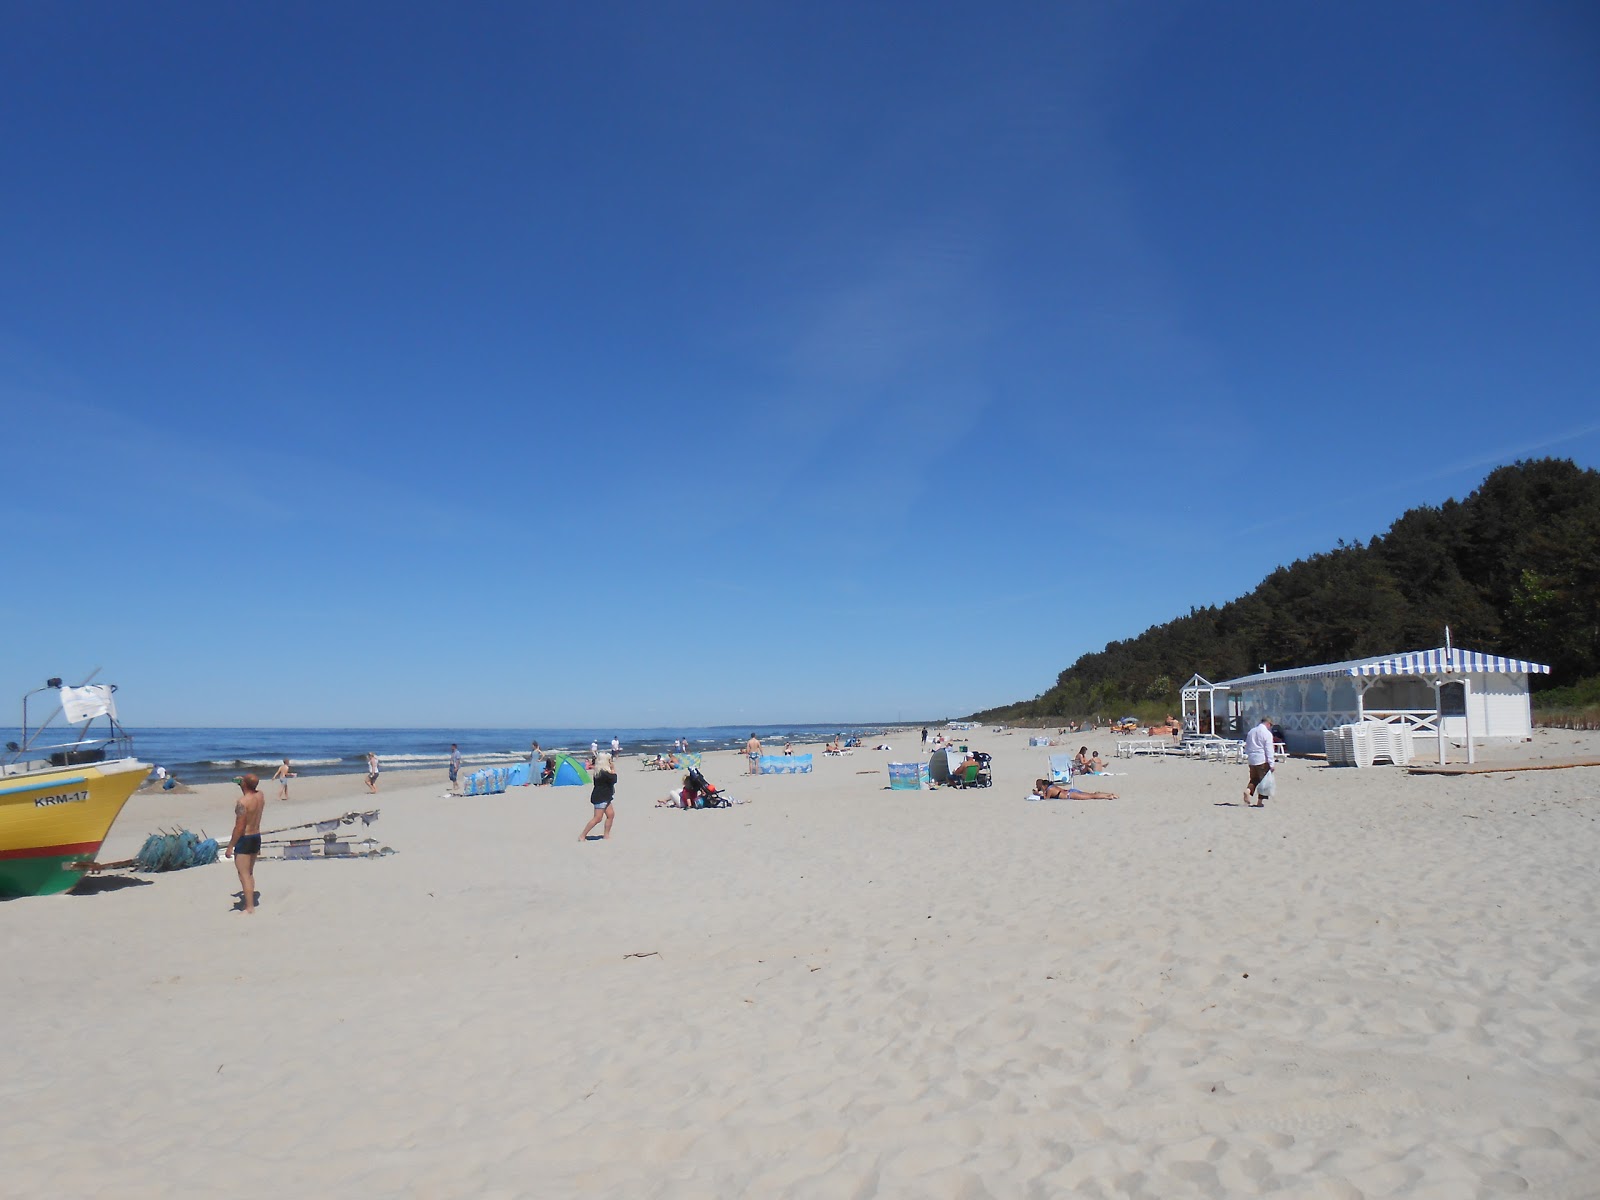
left=682, top=766, right=731, bottom=808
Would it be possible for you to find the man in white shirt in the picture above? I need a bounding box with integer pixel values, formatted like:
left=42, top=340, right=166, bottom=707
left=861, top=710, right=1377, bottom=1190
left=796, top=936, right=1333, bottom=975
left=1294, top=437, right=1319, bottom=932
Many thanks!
left=1243, top=716, right=1275, bottom=808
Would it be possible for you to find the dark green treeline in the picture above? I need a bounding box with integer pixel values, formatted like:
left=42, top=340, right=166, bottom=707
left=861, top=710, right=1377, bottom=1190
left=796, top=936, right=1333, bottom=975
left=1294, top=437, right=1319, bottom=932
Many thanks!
left=975, top=458, right=1600, bottom=722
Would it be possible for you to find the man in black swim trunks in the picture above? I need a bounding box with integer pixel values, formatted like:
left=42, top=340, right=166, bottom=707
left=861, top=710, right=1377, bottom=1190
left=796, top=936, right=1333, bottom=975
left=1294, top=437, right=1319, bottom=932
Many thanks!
left=226, top=773, right=266, bottom=914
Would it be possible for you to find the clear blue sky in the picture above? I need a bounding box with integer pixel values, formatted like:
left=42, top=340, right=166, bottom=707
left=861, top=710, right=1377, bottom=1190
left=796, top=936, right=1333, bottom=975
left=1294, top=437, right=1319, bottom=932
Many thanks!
left=3, top=3, right=1596, bottom=727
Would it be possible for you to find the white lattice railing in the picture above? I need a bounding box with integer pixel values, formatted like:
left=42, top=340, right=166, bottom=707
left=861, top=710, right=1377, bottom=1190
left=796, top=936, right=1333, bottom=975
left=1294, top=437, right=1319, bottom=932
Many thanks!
left=1363, top=709, right=1440, bottom=735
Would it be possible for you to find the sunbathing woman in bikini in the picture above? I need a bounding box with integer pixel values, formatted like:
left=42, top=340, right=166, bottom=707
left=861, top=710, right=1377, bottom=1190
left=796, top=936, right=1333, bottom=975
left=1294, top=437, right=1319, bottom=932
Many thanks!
left=1032, top=778, right=1119, bottom=800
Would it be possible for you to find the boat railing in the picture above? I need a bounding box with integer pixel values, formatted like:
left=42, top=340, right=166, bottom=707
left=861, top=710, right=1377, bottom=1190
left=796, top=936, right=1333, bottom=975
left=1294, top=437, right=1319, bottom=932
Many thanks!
left=3, top=678, right=136, bottom=775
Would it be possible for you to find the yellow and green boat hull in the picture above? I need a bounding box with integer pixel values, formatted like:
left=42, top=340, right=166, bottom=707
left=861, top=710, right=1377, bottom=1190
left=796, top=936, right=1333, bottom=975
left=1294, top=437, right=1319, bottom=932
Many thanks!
left=0, top=759, right=149, bottom=897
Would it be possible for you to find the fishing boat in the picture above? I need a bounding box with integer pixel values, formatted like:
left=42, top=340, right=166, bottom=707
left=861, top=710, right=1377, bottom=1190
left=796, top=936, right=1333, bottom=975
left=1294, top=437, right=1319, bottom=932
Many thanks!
left=1, top=677, right=149, bottom=897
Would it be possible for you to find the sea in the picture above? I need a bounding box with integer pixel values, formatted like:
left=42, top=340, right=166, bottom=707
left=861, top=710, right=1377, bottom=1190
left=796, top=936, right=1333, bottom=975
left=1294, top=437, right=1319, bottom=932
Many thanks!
left=4, top=723, right=905, bottom=785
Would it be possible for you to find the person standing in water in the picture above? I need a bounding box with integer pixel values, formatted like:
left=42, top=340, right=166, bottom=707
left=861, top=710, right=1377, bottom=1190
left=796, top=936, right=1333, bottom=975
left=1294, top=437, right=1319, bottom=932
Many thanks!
left=580, top=753, right=618, bottom=841
left=272, top=757, right=294, bottom=801
left=226, top=773, right=266, bottom=914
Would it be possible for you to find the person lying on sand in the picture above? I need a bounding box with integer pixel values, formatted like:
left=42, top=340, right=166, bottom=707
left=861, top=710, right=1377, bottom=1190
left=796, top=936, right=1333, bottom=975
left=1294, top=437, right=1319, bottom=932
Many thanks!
left=1032, top=778, right=1118, bottom=800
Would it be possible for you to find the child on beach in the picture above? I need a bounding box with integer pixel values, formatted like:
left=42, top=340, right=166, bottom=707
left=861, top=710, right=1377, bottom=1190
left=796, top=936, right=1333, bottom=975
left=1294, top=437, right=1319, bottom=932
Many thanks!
left=580, top=754, right=618, bottom=841
left=225, top=773, right=266, bottom=914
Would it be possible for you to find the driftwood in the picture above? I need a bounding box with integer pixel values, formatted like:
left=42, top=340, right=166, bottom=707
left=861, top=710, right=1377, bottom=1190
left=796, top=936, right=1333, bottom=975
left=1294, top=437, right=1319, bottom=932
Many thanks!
left=67, top=857, right=137, bottom=874
left=1409, top=757, right=1600, bottom=776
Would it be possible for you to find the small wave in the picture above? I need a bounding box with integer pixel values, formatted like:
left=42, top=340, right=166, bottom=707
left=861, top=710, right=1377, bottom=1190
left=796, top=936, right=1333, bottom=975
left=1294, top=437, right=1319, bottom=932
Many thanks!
left=205, top=757, right=343, bottom=768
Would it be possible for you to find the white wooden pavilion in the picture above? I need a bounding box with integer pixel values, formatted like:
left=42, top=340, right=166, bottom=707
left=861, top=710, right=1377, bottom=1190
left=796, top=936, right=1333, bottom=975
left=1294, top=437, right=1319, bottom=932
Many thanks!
left=1180, top=674, right=1228, bottom=735
left=1204, top=647, right=1551, bottom=763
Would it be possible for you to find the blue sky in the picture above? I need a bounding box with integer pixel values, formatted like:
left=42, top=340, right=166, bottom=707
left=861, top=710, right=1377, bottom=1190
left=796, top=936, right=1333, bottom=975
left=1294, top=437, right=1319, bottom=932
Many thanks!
left=3, top=2, right=1596, bottom=727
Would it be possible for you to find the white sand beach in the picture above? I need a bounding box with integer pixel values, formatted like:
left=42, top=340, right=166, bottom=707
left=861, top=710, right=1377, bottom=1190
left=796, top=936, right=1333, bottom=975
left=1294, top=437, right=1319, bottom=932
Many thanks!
left=4, top=730, right=1598, bottom=1198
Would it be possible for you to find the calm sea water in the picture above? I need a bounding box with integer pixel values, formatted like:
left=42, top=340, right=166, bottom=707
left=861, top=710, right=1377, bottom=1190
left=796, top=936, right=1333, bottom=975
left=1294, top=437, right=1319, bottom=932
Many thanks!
left=4, top=723, right=903, bottom=784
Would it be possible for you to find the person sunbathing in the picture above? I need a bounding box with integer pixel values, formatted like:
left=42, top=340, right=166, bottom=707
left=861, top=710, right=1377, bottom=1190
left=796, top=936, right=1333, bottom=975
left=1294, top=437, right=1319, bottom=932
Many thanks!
left=1032, top=778, right=1118, bottom=800
left=1073, top=746, right=1094, bottom=773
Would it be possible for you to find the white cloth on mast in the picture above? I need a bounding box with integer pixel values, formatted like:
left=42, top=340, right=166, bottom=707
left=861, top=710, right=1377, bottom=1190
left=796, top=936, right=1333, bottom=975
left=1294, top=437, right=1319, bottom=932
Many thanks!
left=60, top=684, right=117, bottom=724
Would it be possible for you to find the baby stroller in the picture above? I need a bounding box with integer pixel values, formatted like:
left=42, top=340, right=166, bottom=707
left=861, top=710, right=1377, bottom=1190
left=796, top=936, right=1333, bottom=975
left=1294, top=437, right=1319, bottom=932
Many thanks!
left=681, top=767, right=731, bottom=809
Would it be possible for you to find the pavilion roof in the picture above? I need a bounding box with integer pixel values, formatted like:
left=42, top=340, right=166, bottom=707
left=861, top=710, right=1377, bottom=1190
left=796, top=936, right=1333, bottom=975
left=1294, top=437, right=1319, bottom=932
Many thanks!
left=1213, top=647, right=1549, bottom=687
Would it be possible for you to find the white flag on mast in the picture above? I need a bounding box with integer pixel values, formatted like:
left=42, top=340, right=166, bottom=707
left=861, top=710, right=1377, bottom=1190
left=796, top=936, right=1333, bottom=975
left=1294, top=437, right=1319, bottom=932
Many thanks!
left=60, top=684, right=117, bottom=724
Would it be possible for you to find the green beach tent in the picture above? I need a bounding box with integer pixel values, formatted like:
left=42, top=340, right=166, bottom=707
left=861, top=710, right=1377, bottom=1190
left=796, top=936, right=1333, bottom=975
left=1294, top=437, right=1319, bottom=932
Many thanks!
left=550, top=754, right=592, bottom=787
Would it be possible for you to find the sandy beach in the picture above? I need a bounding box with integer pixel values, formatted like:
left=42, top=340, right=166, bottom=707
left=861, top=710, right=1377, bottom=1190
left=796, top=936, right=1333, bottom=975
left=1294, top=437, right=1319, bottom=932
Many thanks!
left=4, top=729, right=1598, bottom=1198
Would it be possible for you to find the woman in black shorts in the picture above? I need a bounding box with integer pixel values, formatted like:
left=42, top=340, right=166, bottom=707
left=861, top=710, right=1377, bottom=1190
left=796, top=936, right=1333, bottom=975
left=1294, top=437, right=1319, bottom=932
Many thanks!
left=579, top=754, right=618, bottom=841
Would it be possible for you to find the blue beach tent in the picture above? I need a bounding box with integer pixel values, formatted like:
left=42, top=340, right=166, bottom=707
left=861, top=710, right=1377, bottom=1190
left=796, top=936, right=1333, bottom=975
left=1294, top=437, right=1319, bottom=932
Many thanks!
left=550, top=754, right=592, bottom=787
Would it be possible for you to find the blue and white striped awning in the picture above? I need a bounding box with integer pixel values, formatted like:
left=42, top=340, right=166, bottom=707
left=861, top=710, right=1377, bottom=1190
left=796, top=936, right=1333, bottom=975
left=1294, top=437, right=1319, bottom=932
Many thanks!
left=1347, top=647, right=1550, bottom=677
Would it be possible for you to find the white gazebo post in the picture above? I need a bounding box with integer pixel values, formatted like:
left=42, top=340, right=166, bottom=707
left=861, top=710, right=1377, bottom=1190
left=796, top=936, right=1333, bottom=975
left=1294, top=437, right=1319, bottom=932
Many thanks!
left=1355, top=677, right=1368, bottom=724
left=1462, top=675, right=1475, bottom=764
left=1431, top=678, right=1446, bottom=765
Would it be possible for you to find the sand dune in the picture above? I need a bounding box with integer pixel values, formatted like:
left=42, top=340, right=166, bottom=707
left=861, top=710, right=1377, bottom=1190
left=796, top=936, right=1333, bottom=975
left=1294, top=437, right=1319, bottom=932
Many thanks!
left=4, top=731, right=1597, bottom=1197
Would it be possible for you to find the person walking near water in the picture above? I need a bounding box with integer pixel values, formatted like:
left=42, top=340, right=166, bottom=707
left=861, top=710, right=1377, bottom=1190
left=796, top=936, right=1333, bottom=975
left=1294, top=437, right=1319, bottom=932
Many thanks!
left=746, top=732, right=762, bottom=775
left=580, top=753, right=618, bottom=841
left=366, top=751, right=380, bottom=794
left=448, top=743, right=462, bottom=789
left=1243, top=716, right=1275, bottom=807
left=226, top=773, right=266, bottom=914
left=272, top=757, right=294, bottom=801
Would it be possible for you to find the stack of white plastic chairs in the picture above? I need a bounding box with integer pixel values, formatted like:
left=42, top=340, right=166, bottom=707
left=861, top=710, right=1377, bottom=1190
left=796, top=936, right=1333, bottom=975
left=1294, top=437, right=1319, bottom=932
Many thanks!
left=1366, top=722, right=1414, bottom=766
left=1324, top=721, right=1413, bottom=767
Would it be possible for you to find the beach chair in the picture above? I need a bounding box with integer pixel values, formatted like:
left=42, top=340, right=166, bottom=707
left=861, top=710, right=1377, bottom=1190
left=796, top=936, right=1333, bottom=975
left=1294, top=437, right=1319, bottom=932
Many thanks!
left=950, top=762, right=991, bottom=788
left=1048, top=754, right=1076, bottom=784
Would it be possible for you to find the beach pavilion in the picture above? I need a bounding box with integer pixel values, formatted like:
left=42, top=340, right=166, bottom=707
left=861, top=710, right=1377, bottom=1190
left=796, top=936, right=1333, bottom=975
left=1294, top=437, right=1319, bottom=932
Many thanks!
left=1200, top=647, right=1551, bottom=763
left=1180, top=674, right=1228, bottom=735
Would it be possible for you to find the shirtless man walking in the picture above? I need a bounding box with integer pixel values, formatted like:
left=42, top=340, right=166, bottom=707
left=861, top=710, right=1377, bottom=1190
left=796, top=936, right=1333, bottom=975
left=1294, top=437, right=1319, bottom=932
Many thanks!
left=272, top=757, right=294, bottom=801
left=226, top=773, right=266, bottom=914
